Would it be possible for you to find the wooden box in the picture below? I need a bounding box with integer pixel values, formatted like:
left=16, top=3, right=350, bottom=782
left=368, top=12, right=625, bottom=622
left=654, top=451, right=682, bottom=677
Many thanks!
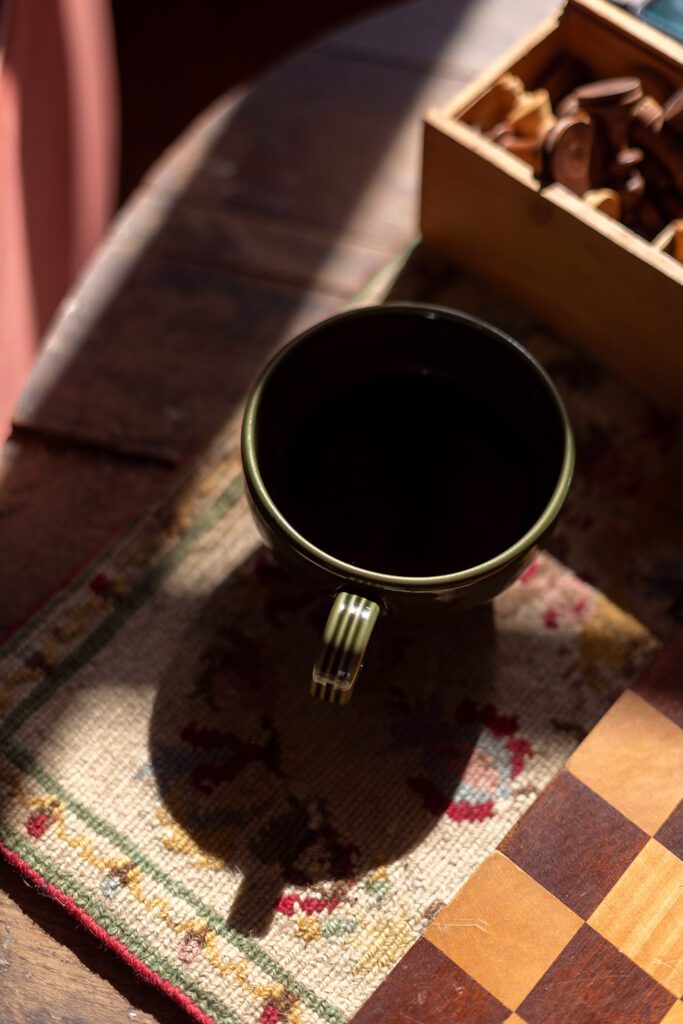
left=421, top=0, right=683, bottom=411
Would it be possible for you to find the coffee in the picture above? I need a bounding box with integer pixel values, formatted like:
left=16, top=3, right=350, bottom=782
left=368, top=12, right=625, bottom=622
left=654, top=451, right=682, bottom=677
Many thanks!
left=266, top=370, right=557, bottom=577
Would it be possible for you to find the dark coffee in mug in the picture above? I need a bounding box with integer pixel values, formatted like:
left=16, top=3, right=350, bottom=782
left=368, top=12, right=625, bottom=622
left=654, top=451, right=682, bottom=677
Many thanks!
left=256, top=310, right=565, bottom=580
left=267, top=370, right=558, bottom=576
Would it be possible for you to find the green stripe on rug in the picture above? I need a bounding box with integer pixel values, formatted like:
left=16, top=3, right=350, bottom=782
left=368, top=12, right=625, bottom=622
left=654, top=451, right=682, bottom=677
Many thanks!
left=0, top=503, right=149, bottom=663
left=1, top=739, right=347, bottom=1024
left=0, top=822, right=248, bottom=1024
left=0, top=473, right=244, bottom=746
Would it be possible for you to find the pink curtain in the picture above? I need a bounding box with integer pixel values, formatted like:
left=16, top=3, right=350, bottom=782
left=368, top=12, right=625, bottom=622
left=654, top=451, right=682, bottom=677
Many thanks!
left=0, top=0, right=118, bottom=441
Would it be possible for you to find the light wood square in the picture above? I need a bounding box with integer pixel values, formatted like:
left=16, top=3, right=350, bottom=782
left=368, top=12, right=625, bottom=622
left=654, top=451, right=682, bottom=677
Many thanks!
left=660, top=1003, right=683, bottom=1024
left=589, top=839, right=683, bottom=997
left=568, top=691, right=683, bottom=834
left=425, top=851, right=582, bottom=1010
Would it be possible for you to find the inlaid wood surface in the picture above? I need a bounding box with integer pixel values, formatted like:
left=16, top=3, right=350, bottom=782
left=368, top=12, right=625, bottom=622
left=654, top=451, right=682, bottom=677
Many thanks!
left=352, top=637, right=683, bottom=1024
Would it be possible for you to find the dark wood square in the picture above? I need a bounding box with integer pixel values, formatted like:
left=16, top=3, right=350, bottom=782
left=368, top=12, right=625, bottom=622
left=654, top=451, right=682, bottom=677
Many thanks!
left=633, top=636, right=683, bottom=729
left=351, top=938, right=509, bottom=1024
left=499, top=771, right=648, bottom=917
left=655, top=800, right=683, bottom=861
left=519, top=925, right=675, bottom=1024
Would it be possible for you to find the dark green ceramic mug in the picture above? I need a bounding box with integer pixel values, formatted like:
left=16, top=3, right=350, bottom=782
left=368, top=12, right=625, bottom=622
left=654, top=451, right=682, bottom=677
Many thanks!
left=241, top=303, right=574, bottom=705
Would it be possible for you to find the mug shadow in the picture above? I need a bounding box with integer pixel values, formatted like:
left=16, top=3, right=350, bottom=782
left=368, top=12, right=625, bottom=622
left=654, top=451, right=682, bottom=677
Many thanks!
left=148, top=550, right=502, bottom=936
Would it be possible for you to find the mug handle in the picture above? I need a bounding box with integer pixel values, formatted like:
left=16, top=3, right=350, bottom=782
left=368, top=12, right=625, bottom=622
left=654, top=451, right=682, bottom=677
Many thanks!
left=311, top=592, right=380, bottom=705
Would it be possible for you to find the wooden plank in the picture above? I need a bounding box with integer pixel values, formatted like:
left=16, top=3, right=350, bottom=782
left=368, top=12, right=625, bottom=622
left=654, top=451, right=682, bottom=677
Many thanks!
left=142, top=88, right=247, bottom=199
left=0, top=857, right=190, bottom=1024
left=322, top=0, right=559, bottom=79
left=144, top=199, right=395, bottom=298
left=154, top=50, right=465, bottom=249
left=14, top=252, right=341, bottom=463
left=112, top=0, right=401, bottom=201
left=14, top=48, right=466, bottom=461
left=0, top=435, right=172, bottom=639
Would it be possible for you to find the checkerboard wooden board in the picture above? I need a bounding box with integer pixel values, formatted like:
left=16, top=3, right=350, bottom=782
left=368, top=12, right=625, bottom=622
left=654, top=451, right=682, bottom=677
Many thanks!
left=352, top=634, right=683, bottom=1024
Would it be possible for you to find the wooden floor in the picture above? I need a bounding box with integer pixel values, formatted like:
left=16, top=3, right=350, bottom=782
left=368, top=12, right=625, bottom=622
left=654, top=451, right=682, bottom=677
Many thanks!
left=111, top=0, right=396, bottom=202
left=0, top=1, right=557, bottom=1020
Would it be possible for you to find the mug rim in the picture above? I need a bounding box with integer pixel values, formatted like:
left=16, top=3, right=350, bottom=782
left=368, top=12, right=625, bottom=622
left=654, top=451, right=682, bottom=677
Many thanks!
left=241, top=301, right=575, bottom=590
